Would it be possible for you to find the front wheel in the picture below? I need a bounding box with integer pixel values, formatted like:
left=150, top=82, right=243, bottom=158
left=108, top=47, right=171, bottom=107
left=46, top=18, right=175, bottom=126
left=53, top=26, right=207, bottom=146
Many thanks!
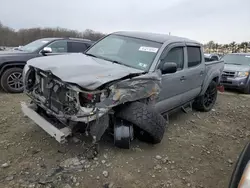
left=243, top=84, right=250, bottom=94
left=193, top=81, right=218, bottom=112
left=0, top=67, right=24, bottom=93
left=115, top=102, right=166, bottom=144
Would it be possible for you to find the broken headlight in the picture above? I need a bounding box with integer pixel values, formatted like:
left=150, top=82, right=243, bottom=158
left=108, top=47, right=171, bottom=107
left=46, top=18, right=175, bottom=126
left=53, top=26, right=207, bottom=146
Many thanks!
left=79, top=90, right=109, bottom=107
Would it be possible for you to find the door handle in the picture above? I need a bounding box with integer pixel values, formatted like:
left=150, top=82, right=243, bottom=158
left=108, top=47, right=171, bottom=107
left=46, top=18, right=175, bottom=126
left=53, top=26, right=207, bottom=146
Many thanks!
left=200, top=71, right=204, bottom=76
left=180, top=76, right=186, bottom=81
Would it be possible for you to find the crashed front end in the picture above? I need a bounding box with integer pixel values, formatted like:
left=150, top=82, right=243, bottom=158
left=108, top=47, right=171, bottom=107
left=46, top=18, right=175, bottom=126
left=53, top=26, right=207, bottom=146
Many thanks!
left=22, top=64, right=162, bottom=143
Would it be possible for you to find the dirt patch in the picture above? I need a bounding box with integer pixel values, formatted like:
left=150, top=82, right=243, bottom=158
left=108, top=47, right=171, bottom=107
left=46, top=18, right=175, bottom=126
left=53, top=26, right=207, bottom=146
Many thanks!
left=0, top=92, right=249, bottom=188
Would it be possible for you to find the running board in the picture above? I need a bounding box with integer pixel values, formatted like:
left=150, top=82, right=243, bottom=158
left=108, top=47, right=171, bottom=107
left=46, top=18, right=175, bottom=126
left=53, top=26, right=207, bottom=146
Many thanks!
left=21, top=102, right=72, bottom=143
left=181, top=102, right=193, bottom=114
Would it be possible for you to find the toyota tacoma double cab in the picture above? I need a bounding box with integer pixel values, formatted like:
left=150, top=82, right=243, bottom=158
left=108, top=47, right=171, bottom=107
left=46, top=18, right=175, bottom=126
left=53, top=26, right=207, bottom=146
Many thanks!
left=21, top=31, right=224, bottom=149
left=0, top=37, right=93, bottom=93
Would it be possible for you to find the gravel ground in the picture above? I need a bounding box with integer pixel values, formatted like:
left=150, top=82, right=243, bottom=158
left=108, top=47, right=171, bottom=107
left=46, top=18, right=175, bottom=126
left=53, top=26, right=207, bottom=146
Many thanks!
left=0, top=91, right=249, bottom=188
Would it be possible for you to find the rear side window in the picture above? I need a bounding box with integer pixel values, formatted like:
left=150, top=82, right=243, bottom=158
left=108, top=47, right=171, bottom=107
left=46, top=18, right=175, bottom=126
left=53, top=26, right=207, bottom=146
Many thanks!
left=68, top=42, right=88, bottom=53
left=187, top=46, right=202, bottom=67
left=47, top=40, right=68, bottom=53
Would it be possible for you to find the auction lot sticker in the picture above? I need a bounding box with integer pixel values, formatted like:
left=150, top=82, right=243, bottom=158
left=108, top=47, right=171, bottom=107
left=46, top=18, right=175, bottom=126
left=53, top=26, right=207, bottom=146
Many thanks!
left=139, top=46, right=158, bottom=53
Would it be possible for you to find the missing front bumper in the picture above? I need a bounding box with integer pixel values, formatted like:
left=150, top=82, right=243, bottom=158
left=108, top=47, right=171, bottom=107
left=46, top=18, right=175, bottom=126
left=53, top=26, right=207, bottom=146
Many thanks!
left=21, top=102, right=72, bottom=143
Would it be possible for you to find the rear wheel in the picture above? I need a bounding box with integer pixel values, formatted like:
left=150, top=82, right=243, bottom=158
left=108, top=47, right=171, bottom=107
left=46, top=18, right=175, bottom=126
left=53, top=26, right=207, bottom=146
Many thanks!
left=193, top=81, right=218, bottom=112
left=1, top=67, right=24, bottom=93
left=115, top=102, right=166, bottom=144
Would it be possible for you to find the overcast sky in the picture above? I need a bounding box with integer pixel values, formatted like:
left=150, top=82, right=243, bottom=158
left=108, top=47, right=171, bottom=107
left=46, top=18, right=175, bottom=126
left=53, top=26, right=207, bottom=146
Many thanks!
left=0, top=0, right=249, bottom=43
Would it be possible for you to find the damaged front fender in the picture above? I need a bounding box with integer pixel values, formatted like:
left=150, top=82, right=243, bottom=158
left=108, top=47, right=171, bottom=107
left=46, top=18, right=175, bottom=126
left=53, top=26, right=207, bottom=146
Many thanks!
left=95, top=70, right=162, bottom=108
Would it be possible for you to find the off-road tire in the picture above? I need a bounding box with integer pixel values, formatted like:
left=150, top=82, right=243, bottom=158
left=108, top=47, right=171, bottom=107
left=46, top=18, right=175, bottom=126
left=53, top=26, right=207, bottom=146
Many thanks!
left=115, top=102, right=166, bottom=144
left=193, top=81, right=217, bottom=112
left=0, top=67, right=24, bottom=93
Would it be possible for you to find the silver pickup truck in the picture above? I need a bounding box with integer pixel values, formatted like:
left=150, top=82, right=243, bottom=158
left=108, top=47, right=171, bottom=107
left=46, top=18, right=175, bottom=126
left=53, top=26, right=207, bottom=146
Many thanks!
left=21, top=31, right=224, bottom=149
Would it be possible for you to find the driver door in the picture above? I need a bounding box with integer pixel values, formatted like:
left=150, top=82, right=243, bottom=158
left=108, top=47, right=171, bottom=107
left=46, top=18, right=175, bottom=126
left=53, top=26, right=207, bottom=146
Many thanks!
left=155, top=43, right=187, bottom=113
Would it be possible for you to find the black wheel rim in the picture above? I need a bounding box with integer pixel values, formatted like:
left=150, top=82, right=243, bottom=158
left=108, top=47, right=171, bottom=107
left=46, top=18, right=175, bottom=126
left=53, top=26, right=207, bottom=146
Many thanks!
left=204, top=85, right=217, bottom=108
left=7, top=72, right=23, bottom=90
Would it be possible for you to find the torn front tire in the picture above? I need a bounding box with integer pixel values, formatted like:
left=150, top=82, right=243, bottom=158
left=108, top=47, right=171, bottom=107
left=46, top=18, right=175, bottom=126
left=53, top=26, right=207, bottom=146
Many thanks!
left=116, top=102, right=166, bottom=144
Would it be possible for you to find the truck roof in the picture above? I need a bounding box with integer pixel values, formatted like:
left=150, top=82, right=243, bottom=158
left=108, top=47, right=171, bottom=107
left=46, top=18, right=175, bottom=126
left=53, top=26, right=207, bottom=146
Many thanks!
left=39, top=37, right=93, bottom=42
left=113, top=31, right=200, bottom=44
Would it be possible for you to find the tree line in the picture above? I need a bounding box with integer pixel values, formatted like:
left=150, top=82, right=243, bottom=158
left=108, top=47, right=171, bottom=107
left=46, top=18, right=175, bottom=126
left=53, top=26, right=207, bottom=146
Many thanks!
left=204, top=41, right=250, bottom=54
left=1, top=21, right=249, bottom=54
left=0, top=22, right=106, bottom=47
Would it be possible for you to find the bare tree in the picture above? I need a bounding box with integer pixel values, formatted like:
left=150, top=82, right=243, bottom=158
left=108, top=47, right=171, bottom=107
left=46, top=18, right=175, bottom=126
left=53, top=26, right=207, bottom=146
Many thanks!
left=0, top=22, right=105, bottom=47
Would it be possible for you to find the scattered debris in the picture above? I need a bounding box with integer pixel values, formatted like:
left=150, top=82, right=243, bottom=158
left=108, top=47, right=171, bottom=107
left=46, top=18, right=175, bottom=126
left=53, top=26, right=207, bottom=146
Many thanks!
left=5, top=175, right=14, bottom=181
left=101, top=160, right=106, bottom=164
left=161, top=156, right=169, bottom=164
left=103, top=171, right=109, bottom=178
left=1, top=163, right=9, bottom=168
left=63, top=184, right=72, bottom=188
left=103, top=182, right=114, bottom=188
left=228, top=159, right=233, bottom=164
left=154, top=164, right=162, bottom=170
left=71, top=137, right=81, bottom=144
left=156, top=155, right=162, bottom=160
left=60, top=157, right=82, bottom=170
left=104, top=154, right=108, bottom=159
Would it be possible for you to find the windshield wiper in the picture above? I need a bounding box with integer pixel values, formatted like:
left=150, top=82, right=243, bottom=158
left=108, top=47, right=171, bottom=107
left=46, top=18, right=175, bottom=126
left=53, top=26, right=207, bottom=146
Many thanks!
left=85, top=53, right=97, bottom=58
left=14, top=48, right=23, bottom=51
left=108, top=59, right=132, bottom=68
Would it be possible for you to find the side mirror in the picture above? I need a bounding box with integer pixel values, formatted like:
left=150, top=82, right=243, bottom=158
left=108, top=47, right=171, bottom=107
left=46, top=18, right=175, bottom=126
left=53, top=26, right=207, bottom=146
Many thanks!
left=41, top=47, right=52, bottom=55
left=161, top=62, right=177, bottom=74
left=229, top=141, right=250, bottom=188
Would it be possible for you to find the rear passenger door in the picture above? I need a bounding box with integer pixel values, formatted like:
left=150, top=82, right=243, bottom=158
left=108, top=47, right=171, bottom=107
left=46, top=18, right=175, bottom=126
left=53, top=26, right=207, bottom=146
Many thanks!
left=182, top=44, right=205, bottom=103
left=67, top=42, right=89, bottom=53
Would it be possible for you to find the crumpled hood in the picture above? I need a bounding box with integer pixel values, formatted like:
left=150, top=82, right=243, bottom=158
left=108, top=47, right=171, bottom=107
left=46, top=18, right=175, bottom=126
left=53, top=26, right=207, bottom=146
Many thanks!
left=224, top=64, right=250, bottom=72
left=27, top=53, right=144, bottom=90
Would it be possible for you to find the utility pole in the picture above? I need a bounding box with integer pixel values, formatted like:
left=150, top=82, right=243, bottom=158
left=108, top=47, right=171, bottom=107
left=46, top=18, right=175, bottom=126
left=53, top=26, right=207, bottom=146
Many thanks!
left=169, top=32, right=171, bottom=35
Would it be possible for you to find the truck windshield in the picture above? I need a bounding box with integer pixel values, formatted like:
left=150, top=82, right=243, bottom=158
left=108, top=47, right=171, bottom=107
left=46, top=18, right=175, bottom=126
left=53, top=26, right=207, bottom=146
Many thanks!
left=21, top=39, right=50, bottom=52
left=222, top=54, right=250, bottom=66
left=85, top=34, right=162, bottom=70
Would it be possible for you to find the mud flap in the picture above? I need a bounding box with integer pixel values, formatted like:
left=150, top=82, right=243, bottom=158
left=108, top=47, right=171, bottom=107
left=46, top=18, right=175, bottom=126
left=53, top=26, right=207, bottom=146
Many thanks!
left=217, top=85, right=224, bottom=92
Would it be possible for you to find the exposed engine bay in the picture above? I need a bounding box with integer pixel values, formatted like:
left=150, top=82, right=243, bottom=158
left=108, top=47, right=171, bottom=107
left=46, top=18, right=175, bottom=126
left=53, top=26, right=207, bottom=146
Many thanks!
left=23, top=64, right=162, bottom=144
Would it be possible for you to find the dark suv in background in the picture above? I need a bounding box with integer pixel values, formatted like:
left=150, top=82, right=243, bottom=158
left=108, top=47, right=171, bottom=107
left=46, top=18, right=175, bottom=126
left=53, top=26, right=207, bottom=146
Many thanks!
left=0, top=38, right=94, bottom=93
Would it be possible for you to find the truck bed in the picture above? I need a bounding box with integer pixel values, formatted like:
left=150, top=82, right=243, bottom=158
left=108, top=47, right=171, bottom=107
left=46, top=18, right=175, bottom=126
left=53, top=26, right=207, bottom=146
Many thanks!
left=201, top=60, right=224, bottom=94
